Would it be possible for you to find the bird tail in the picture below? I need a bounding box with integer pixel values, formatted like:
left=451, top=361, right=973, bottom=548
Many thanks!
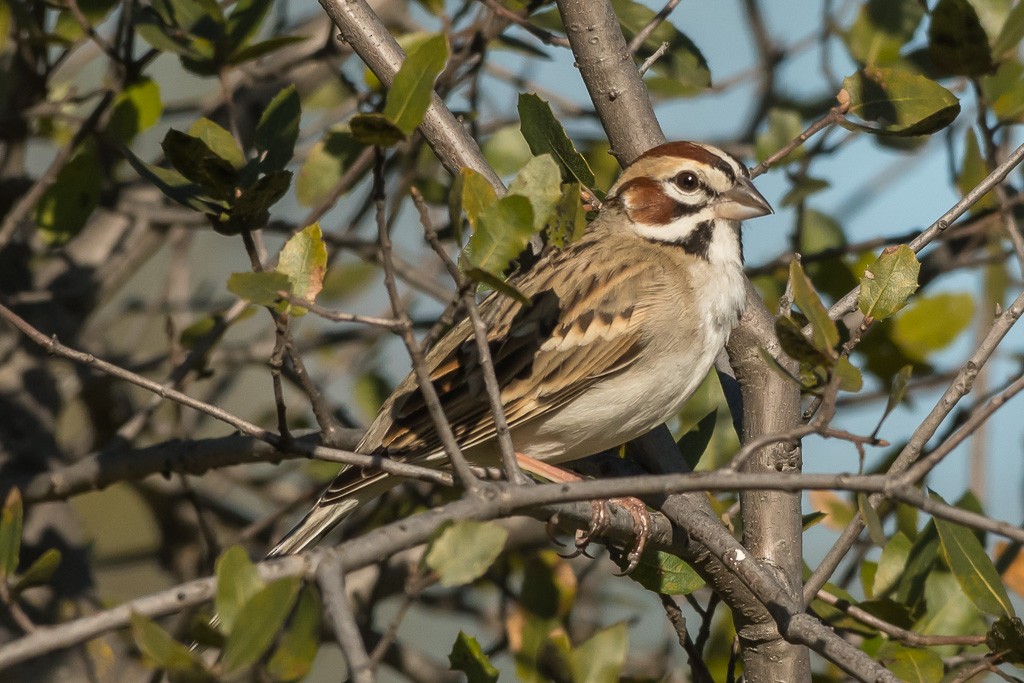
left=267, top=471, right=397, bottom=557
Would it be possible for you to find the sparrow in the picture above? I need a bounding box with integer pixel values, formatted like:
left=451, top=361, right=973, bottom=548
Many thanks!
left=268, top=141, right=773, bottom=559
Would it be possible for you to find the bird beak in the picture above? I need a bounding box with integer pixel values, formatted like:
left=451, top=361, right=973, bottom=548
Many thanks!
left=713, top=177, right=774, bottom=221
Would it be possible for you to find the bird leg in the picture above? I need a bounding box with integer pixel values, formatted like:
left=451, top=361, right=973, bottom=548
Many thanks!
left=514, top=452, right=652, bottom=572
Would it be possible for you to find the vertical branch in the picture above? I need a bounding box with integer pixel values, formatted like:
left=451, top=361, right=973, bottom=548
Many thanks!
left=317, top=556, right=374, bottom=683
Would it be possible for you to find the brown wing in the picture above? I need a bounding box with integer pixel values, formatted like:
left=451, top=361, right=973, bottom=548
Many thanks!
left=319, top=226, right=664, bottom=504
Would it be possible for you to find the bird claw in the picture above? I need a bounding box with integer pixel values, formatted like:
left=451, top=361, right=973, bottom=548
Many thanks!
left=566, top=498, right=652, bottom=574
left=612, top=496, right=652, bottom=575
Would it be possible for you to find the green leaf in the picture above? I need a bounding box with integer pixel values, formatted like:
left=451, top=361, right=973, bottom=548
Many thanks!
left=227, top=271, right=291, bottom=308
left=462, top=267, right=531, bottom=305
left=130, top=613, right=213, bottom=680
left=482, top=125, right=535, bottom=177
left=755, top=108, right=805, bottom=164
left=220, top=170, right=292, bottom=234
left=928, top=0, right=995, bottom=76
left=461, top=195, right=535, bottom=277
left=188, top=118, right=245, bottom=169
left=879, top=643, right=944, bottom=683
left=993, top=1, right=1024, bottom=56
left=845, top=0, right=925, bottom=66
left=255, top=85, right=301, bottom=173
left=841, top=67, right=961, bottom=136
left=214, top=545, right=265, bottom=634
left=987, top=616, right=1024, bottom=665
left=12, top=548, right=61, bottom=593
left=569, top=622, right=628, bottom=683
left=448, top=632, right=499, bottom=683
left=891, top=293, right=974, bottom=361
left=957, top=129, right=998, bottom=212
left=881, top=365, right=913, bottom=424
left=517, top=93, right=595, bottom=187
left=895, top=521, right=939, bottom=613
left=612, top=0, right=710, bottom=96
left=507, top=155, right=562, bottom=232
left=161, top=129, right=238, bottom=200
left=384, top=33, right=448, bottom=136
left=676, top=410, right=717, bottom=469
left=621, top=549, right=705, bottom=595
left=790, top=260, right=839, bottom=357
left=982, top=59, right=1024, bottom=122
left=835, top=356, right=863, bottom=392
left=277, top=223, right=327, bottom=314
left=873, top=531, right=912, bottom=598
left=933, top=493, right=1015, bottom=617
left=296, top=128, right=364, bottom=207
left=781, top=177, right=830, bottom=208
left=0, top=488, right=23, bottom=581
left=266, top=584, right=322, bottom=681
left=460, top=167, right=499, bottom=231
left=107, top=78, right=163, bottom=144
left=775, top=315, right=831, bottom=366
left=859, top=494, right=886, bottom=547
left=228, top=35, right=306, bottom=65
left=119, top=144, right=216, bottom=213
left=424, top=520, right=508, bottom=587
left=35, top=146, right=102, bottom=245
left=858, top=245, right=920, bottom=320
left=545, top=183, right=586, bottom=248
left=222, top=577, right=301, bottom=674
left=225, top=0, right=272, bottom=54
left=350, top=113, right=405, bottom=147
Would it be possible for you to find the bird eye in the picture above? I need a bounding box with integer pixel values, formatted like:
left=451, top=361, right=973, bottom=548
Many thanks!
left=675, top=171, right=699, bottom=191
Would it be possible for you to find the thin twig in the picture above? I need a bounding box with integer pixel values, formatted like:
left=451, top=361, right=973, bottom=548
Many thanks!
left=749, top=102, right=849, bottom=179
left=477, top=0, right=571, bottom=48
left=409, top=187, right=525, bottom=484
left=638, top=42, right=670, bottom=76
left=815, top=589, right=987, bottom=647
left=627, top=0, right=681, bottom=53
left=317, top=557, right=374, bottom=683
left=371, top=152, right=479, bottom=490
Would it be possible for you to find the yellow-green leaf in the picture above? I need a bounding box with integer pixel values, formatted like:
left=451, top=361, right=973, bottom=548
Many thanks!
left=891, top=292, right=974, bottom=361
left=841, top=67, right=961, bottom=136
left=879, top=643, right=944, bottom=683
left=461, top=195, right=534, bottom=277
left=448, top=631, right=499, bottom=683
left=130, top=613, right=212, bottom=680
left=873, top=531, right=912, bottom=598
left=835, top=356, right=863, bottom=392
left=107, top=78, right=163, bottom=144
left=277, top=223, right=327, bottom=314
left=933, top=492, right=1015, bottom=617
left=507, top=154, right=562, bottom=232
left=460, top=167, right=499, bottom=231
left=188, top=117, right=245, bottom=169
left=845, top=0, right=924, bottom=66
left=215, top=545, right=265, bottom=634
left=957, top=128, right=997, bottom=212
left=859, top=494, right=886, bottom=547
left=755, top=108, right=805, bottom=164
left=0, top=488, right=22, bottom=580
left=993, top=0, right=1024, bottom=56
left=518, top=93, right=595, bottom=187
left=790, top=260, right=839, bottom=356
left=384, top=33, right=448, bottom=136
left=424, top=520, right=508, bottom=587
left=545, top=182, right=586, bottom=248
left=227, top=271, right=291, bottom=308
left=296, top=128, right=363, bottom=207
left=266, top=584, right=321, bottom=681
left=12, top=548, right=61, bottom=593
left=858, top=245, right=920, bottom=320
left=569, top=622, right=628, bottom=683
left=222, top=577, right=301, bottom=674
